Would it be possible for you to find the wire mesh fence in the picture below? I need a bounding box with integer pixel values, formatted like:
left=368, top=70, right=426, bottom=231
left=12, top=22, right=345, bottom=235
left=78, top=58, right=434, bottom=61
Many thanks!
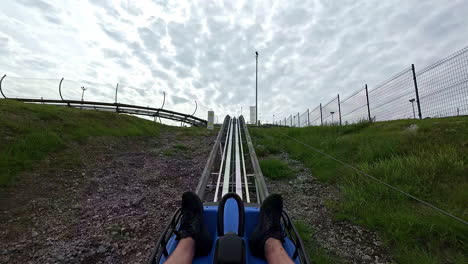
left=340, top=88, right=369, bottom=125
left=299, top=110, right=308, bottom=127
left=276, top=45, right=468, bottom=127
left=321, top=96, right=339, bottom=125
left=368, top=68, right=416, bottom=121
left=309, top=105, right=321, bottom=126
left=417, top=46, right=468, bottom=118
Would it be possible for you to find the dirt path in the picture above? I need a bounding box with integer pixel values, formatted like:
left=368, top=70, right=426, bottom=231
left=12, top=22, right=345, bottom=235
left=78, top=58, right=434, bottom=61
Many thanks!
left=0, top=130, right=216, bottom=263
left=266, top=153, right=394, bottom=264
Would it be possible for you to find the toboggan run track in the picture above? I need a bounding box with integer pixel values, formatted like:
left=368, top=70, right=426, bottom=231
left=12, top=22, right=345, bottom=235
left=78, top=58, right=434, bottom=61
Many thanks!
left=148, top=115, right=310, bottom=264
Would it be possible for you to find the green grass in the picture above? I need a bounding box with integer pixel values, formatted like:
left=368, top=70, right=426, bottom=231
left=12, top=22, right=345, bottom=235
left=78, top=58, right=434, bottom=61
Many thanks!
left=294, top=220, right=341, bottom=264
left=259, top=158, right=294, bottom=180
left=251, top=117, right=468, bottom=263
left=173, top=143, right=189, bottom=150
left=0, top=99, right=162, bottom=186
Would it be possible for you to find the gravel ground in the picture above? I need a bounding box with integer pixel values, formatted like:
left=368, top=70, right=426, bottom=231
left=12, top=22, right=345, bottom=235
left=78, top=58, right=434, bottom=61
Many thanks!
left=0, top=130, right=216, bottom=263
left=266, top=153, right=394, bottom=264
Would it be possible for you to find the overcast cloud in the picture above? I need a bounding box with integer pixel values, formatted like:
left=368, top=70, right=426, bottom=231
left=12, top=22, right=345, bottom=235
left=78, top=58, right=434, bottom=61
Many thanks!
left=1, top=0, right=467, bottom=123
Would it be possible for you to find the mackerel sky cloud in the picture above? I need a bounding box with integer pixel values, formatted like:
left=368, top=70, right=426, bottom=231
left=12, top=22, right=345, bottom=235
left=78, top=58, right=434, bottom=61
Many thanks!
left=1, top=0, right=467, bottom=123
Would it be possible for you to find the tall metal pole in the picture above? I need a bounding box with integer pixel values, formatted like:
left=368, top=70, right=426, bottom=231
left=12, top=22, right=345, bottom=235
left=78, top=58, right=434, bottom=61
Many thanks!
left=337, top=94, right=342, bottom=125
left=411, top=64, right=422, bottom=119
left=365, top=84, right=371, bottom=122
left=307, top=108, right=310, bottom=126
left=255, top=51, right=258, bottom=125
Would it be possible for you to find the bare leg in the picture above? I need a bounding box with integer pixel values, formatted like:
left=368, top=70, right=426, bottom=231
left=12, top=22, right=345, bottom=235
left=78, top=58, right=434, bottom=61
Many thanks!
left=165, top=237, right=196, bottom=264
left=265, top=238, right=294, bottom=264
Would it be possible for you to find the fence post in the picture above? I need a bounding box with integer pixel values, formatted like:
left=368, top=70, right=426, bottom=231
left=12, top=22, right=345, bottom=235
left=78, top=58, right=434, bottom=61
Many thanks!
left=290, top=115, right=292, bottom=127
left=337, top=94, right=342, bottom=125
left=411, top=64, right=422, bottom=119
left=307, top=108, right=310, bottom=126
left=365, top=84, right=371, bottom=122
left=320, top=103, right=323, bottom=126
left=284, top=117, right=286, bottom=126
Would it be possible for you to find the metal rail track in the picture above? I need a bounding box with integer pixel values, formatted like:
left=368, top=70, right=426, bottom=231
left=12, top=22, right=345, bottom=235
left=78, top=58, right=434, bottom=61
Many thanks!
left=149, top=115, right=309, bottom=264
left=195, top=115, right=268, bottom=204
left=2, top=98, right=207, bottom=126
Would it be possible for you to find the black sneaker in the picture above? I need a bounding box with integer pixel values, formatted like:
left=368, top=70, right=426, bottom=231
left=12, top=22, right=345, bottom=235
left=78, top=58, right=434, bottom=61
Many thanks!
left=249, top=194, right=285, bottom=258
left=175, top=191, right=213, bottom=256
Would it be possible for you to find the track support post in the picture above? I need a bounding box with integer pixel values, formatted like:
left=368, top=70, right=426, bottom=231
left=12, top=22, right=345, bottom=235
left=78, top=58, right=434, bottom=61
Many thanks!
left=0, top=74, right=7, bottom=99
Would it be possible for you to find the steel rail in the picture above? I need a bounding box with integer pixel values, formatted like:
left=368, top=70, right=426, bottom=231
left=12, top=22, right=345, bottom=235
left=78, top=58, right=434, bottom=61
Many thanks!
left=195, top=116, right=230, bottom=200
left=240, top=115, right=269, bottom=203
left=234, top=118, right=242, bottom=199
left=221, top=117, right=234, bottom=197
left=213, top=117, right=232, bottom=202
left=8, top=98, right=206, bottom=126
left=238, top=117, right=250, bottom=202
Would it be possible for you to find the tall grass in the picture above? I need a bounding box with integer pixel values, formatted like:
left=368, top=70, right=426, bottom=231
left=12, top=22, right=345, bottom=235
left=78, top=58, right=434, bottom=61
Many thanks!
left=251, top=117, right=468, bottom=263
left=0, top=100, right=161, bottom=186
left=259, top=158, right=294, bottom=180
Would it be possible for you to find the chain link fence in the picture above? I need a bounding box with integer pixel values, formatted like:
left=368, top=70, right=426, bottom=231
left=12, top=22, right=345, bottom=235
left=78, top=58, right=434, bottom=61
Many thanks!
left=277, top=46, right=468, bottom=127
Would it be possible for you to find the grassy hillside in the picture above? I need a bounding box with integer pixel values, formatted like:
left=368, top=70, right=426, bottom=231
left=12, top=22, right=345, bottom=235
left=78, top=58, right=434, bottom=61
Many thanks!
left=251, top=117, right=468, bottom=264
left=0, top=99, right=162, bottom=186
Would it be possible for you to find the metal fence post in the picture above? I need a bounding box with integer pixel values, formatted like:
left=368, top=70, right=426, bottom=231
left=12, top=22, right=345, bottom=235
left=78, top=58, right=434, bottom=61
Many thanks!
left=320, top=103, right=323, bottom=126
left=365, top=84, right=371, bottom=122
left=290, top=115, right=293, bottom=127
left=411, top=64, right=422, bottom=119
left=337, top=94, right=342, bottom=125
left=307, top=108, right=310, bottom=126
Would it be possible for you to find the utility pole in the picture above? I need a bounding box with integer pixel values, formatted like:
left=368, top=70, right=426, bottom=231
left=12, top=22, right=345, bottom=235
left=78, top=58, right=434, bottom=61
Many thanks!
left=255, top=51, right=258, bottom=125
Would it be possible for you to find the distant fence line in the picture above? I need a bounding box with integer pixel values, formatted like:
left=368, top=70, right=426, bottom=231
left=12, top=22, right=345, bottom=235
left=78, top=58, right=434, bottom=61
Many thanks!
left=277, top=46, right=468, bottom=127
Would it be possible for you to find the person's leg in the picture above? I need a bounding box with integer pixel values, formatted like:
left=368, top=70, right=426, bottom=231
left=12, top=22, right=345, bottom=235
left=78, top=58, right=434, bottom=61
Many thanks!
left=165, top=237, right=196, bottom=264
left=164, top=191, right=212, bottom=263
left=264, top=238, right=294, bottom=264
left=250, top=194, right=295, bottom=263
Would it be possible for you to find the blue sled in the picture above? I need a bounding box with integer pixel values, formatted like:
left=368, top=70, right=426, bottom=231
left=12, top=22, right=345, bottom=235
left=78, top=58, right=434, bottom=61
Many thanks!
left=148, top=193, right=309, bottom=264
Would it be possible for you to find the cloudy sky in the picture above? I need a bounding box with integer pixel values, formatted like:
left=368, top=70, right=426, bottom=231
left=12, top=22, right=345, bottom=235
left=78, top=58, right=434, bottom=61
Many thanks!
left=0, top=0, right=467, bottom=123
